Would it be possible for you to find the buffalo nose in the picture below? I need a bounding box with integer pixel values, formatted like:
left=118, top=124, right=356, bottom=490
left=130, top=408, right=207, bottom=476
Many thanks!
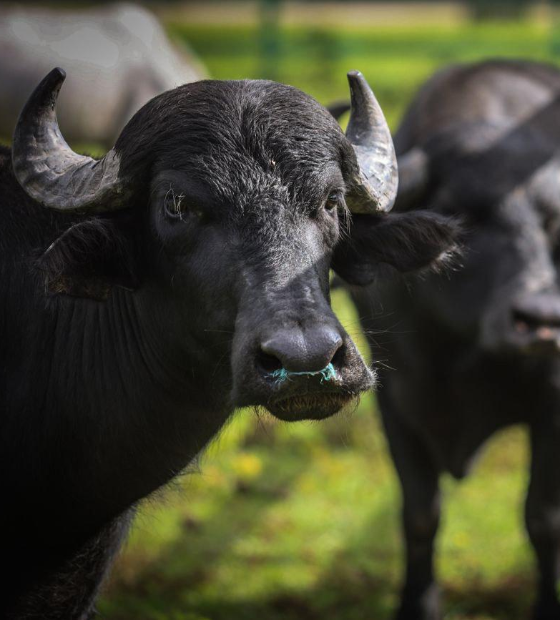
left=512, top=293, right=560, bottom=328
left=259, top=325, right=343, bottom=374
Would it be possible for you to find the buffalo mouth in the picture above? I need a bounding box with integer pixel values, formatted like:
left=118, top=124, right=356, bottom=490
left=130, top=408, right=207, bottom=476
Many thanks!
left=266, top=390, right=357, bottom=421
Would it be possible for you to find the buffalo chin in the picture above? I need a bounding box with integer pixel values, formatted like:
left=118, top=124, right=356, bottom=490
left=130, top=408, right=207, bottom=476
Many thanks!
left=266, top=392, right=356, bottom=422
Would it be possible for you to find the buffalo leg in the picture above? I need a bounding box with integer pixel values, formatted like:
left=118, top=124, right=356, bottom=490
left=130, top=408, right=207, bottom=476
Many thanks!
left=525, top=419, right=560, bottom=620
left=381, top=405, right=442, bottom=620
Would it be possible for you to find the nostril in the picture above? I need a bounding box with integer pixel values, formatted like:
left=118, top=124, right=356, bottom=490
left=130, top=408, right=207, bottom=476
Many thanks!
left=512, top=309, right=536, bottom=332
left=512, top=308, right=560, bottom=329
left=256, top=349, right=283, bottom=375
left=331, top=341, right=345, bottom=367
left=511, top=294, right=560, bottom=329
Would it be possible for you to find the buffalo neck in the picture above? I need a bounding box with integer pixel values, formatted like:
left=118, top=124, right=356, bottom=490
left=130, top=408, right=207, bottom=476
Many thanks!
left=1, top=278, right=233, bottom=538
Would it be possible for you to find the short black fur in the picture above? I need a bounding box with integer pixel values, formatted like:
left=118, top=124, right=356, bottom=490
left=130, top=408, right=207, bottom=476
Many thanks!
left=0, top=76, right=456, bottom=619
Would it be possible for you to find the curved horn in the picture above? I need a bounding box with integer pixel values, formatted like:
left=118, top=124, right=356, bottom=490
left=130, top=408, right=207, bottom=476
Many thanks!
left=345, top=71, right=398, bottom=214
left=12, top=68, right=127, bottom=213
left=395, top=147, right=429, bottom=211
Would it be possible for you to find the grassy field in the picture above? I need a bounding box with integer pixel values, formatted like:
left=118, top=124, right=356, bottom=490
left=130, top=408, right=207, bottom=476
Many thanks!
left=98, top=17, right=555, bottom=620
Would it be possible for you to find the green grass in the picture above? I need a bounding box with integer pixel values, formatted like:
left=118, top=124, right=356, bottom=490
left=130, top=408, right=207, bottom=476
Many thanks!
left=98, top=17, right=552, bottom=620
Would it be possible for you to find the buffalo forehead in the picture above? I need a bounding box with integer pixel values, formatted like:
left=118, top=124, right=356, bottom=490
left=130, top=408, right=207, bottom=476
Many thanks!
left=120, top=79, right=346, bottom=202
left=146, top=82, right=345, bottom=213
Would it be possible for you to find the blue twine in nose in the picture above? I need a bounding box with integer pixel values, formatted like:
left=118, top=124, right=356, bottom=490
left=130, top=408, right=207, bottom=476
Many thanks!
left=270, top=362, right=337, bottom=384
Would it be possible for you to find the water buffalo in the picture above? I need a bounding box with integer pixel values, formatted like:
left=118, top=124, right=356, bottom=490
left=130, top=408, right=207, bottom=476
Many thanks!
left=0, top=2, right=206, bottom=146
left=0, top=67, right=457, bottom=619
left=348, top=59, right=560, bottom=619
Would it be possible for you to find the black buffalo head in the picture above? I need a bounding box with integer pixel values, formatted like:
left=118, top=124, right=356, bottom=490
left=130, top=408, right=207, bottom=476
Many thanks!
left=12, top=68, right=455, bottom=421
left=392, top=61, right=560, bottom=357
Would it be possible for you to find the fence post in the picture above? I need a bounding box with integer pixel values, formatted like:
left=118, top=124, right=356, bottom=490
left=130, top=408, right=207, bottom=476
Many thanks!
left=259, top=0, right=281, bottom=79
left=468, top=0, right=531, bottom=20
left=552, top=0, right=560, bottom=57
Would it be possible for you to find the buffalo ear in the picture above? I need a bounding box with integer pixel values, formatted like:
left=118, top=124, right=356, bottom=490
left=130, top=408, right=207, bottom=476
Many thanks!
left=332, top=211, right=461, bottom=286
left=36, top=217, right=140, bottom=301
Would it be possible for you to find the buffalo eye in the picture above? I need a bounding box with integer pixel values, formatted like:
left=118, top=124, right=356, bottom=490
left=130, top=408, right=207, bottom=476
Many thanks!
left=325, top=190, right=344, bottom=212
left=164, top=188, right=204, bottom=220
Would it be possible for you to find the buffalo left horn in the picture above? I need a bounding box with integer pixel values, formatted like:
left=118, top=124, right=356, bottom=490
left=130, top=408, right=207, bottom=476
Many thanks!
left=344, top=71, right=398, bottom=214
left=12, top=67, right=128, bottom=213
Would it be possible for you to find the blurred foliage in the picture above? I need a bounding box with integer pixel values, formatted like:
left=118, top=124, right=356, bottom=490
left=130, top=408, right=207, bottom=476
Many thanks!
left=167, top=19, right=551, bottom=129
left=94, top=14, right=552, bottom=620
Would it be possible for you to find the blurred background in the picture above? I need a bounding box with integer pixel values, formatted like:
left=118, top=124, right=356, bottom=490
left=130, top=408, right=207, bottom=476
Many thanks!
left=1, top=1, right=555, bottom=618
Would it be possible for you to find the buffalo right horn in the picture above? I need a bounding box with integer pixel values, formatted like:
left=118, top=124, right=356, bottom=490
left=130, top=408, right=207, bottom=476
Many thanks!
left=12, top=67, right=128, bottom=213
left=344, top=71, right=398, bottom=214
